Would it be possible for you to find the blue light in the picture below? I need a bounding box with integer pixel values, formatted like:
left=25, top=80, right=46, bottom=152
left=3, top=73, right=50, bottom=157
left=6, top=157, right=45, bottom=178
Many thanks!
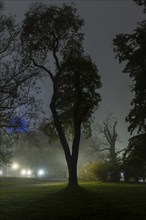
left=6, top=117, right=27, bottom=133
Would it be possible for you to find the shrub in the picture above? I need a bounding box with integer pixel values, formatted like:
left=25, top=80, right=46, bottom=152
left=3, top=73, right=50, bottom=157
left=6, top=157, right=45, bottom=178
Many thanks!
left=78, top=161, right=112, bottom=181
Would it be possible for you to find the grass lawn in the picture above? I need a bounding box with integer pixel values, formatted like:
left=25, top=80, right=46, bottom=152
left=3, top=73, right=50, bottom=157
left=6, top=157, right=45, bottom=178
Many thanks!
left=0, top=177, right=146, bottom=220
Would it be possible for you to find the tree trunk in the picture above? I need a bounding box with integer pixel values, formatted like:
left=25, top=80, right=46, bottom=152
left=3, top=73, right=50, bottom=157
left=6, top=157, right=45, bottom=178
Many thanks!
left=67, top=158, right=78, bottom=187
left=50, top=76, right=82, bottom=188
left=50, top=100, right=80, bottom=188
left=67, top=120, right=81, bottom=187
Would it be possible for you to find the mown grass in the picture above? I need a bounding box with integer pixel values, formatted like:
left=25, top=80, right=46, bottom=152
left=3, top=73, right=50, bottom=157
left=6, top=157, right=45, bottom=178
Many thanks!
left=0, top=177, right=146, bottom=220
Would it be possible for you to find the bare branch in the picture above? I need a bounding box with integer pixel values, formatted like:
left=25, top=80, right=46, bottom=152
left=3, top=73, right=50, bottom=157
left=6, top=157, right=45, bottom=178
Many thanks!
left=91, top=145, right=109, bottom=152
left=30, top=57, right=54, bottom=82
left=116, top=148, right=126, bottom=155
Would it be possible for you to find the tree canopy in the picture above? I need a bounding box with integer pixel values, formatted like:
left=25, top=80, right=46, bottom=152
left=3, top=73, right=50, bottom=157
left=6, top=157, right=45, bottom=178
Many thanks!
left=133, top=0, right=146, bottom=13
left=21, top=3, right=102, bottom=186
left=0, top=1, right=42, bottom=164
left=123, top=133, right=146, bottom=182
left=90, top=115, right=123, bottom=181
left=123, top=133, right=146, bottom=167
left=113, top=3, right=146, bottom=134
left=113, top=0, right=146, bottom=181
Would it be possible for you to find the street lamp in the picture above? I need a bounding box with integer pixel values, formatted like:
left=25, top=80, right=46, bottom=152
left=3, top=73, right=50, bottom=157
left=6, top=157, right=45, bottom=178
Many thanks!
left=20, top=169, right=26, bottom=176
left=27, top=170, right=32, bottom=177
left=20, top=169, right=32, bottom=177
left=11, top=162, right=19, bottom=170
left=11, top=162, right=19, bottom=177
left=38, top=169, right=45, bottom=177
left=0, top=170, right=3, bottom=176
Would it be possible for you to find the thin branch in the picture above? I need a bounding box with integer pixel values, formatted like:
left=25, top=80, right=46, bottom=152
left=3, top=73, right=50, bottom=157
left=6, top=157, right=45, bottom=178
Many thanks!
left=30, top=57, right=54, bottom=82
left=116, top=148, right=126, bottom=155
left=52, top=46, right=60, bottom=71
left=90, top=144, right=109, bottom=152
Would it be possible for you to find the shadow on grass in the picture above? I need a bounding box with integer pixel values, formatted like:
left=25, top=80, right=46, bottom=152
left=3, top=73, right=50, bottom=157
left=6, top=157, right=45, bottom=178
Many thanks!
left=0, top=185, right=109, bottom=220
left=1, top=183, right=146, bottom=220
left=6, top=186, right=118, bottom=220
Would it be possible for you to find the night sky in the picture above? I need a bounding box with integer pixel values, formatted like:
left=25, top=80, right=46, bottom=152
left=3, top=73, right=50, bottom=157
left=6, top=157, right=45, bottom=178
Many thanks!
left=4, top=0, right=145, bottom=149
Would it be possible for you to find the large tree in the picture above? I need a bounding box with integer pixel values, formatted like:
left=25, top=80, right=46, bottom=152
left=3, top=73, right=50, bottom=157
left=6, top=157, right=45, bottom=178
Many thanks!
left=113, top=1, right=146, bottom=134
left=90, top=115, right=124, bottom=181
left=21, top=3, right=102, bottom=187
left=0, top=1, right=41, bottom=164
left=113, top=1, right=146, bottom=180
left=123, top=134, right=146, bottom=182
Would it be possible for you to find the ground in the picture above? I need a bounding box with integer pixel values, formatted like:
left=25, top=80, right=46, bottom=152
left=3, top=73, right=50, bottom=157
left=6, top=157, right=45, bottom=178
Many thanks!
left=0, top=177, right=146, bottom=220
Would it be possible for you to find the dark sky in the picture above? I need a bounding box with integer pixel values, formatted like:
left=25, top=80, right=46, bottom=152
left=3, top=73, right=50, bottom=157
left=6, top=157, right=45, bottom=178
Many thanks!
left=4, top=0, right=145, bottom=149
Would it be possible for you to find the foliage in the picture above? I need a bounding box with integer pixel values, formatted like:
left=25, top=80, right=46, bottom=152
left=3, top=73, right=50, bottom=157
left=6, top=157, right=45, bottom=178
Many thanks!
left=91, top=115, right=123, bottom=181
left=6, top=117, right=27, bottom=133
left=113, top=21, right=146, bottom=134
left=21, top=3, right=101, bottom=137
left=0, top=140, right=13, bottom=166
left=123, top=134, right=146, bottom=166
left=134, top=0, right=146, bottom=13
left=21, top=3, right=102, bottom=186
left=21, top=2, right=84, bottom=72
left=0, top=2, right=40, bottom=128
left=0, top=130, right=14, bottom=165
left=55, top=55, right=101, bottom=135
left=123, top=134, right=146, bottom=182
left=79, top=161, right=113, bottom=182
left=123, top=164, right=146, bottom=182
left=0, top=148, right=12, bottom=165
left=78, top=162, right=97, bottom=181
left=93, top=161, right=112, bottom=182
left=113, top=1, right=146, bottom=181
left=0, top=1, right=42, bottom=164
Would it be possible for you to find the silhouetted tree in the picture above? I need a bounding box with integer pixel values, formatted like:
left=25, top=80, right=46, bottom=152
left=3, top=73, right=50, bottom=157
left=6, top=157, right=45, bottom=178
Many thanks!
left=91, top=115, right=124, bottom=181
left=123, top=134, right=146, bottom=182
left=21, top=3, right=102, bottom=187
left=113, top=1, right=146, bottom=180
left=133, top=0, right=146, bottom=13
left=113, top=2, right=146, bottom=134
left=0, top=1, right=41, bottom=164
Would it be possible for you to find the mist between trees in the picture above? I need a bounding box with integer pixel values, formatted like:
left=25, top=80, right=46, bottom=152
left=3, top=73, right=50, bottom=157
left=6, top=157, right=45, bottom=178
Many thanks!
left=0, top=0, right=146, bottom=187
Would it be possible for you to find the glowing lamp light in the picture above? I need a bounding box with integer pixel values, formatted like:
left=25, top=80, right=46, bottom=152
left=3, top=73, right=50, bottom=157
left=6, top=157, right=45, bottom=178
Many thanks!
left=11, top=163, right=19, bottom=170
left=21, top=169, right=26, bottom=176
left=21, top=169, right=32, bottom=177
left=0, top=170, right=3, bottom=176
left=38, top=169, right=45, bottom=177
left=121, top=172, right=124, bottom=178
left=27, top=170, right=32, bottom=176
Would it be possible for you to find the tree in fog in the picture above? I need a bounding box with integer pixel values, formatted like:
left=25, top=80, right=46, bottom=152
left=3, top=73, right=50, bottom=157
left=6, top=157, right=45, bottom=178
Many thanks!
left=113, top=0, right=146, bottom=174
left=91, top=115, right=124, bottom=181
left=113, top=1, right=146, bottom=180
left=123, top=134, right=146, bottom=182
left=0, top=1, right=41, bottom=164
left=113, top=1, right=146, bottom=134
left=21, top=3, right=102, bottom=187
